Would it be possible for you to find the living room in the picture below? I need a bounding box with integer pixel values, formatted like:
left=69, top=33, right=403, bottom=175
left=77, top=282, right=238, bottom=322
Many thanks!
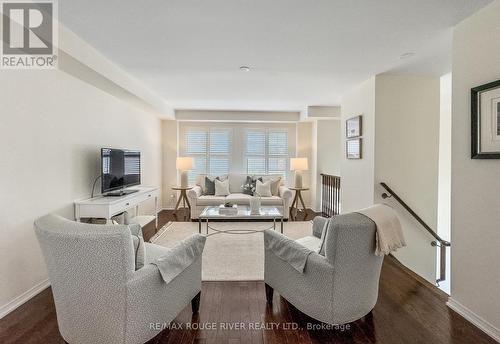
left=1, top=1, right=500, bottom=344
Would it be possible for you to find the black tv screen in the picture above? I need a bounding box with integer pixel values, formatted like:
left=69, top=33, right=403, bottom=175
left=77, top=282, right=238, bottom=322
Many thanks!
left=101, top=148, right=141, bottom=193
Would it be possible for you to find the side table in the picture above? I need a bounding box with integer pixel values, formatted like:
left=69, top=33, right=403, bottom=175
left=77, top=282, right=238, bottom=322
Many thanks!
left=289, top=187, right=309, bottom=220
left=172, top=186, right=193, bottom=216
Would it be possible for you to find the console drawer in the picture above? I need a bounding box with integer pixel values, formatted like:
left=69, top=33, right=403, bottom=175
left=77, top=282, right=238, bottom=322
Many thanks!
left=109, top=199, right=138, bottom=215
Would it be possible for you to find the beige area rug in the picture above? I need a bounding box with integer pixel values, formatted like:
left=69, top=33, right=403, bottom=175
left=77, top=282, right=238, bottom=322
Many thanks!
left=151, top=221, right=312, bottom=281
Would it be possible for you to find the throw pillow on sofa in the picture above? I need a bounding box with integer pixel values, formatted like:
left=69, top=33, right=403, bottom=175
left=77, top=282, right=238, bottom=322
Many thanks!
left=255, top=180, right=272, bottom=197
left=204, top=176, right=220, bottom=195
left=269, top=177, right=281, bottom=196
left=215, top=178, right=230, bottom=196
left=242, top=176, right=263, bottom=195
left=260, top=175, right=282, bottom=196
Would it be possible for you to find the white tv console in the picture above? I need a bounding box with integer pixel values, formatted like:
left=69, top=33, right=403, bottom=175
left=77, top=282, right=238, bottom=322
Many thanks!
left=74, top=186, right=159, bottom=228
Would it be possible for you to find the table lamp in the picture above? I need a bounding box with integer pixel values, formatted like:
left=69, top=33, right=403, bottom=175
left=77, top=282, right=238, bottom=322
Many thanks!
left=290, top=157, right=308, bottom=188
left=176, top=157, right=194, bottom=188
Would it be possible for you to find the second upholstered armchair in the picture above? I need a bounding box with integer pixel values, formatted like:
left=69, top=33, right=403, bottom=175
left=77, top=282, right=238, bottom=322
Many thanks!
left=34, top=214, right=204, bottom=344
left=264, top=213, right=384, bottom=325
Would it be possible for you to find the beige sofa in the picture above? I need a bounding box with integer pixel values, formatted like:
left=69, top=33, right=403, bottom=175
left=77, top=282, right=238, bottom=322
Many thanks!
left=187, top=174, right=293, bottom=219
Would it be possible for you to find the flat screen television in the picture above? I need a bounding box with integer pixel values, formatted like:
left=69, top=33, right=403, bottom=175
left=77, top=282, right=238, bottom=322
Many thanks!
left=101, top=148, right=141, bottom=196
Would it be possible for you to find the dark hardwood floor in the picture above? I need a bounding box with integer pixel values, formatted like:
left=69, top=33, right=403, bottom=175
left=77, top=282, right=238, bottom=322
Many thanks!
left=0, top=209, right=494, bottom=344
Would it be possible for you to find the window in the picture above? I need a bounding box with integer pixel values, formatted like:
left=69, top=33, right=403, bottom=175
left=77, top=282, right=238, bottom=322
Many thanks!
left=184, top=128, right=231, bottom=183
left=245, top=129, right=288, bottom=178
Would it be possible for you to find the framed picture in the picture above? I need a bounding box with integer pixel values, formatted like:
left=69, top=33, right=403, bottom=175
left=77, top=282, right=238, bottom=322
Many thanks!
left=346, top=138, right=362, bottom=159
left=472, top=79, right=500, bottom=159
left=346, top=115, right=362, bottom=138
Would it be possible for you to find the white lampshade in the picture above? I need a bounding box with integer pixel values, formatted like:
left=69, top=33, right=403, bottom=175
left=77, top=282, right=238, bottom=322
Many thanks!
left=176, top=157, right=194, bottom=171
left=290, top=158, right=308, bottom=171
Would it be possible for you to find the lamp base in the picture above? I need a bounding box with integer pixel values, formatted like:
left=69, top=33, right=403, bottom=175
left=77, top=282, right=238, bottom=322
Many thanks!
left=180, top=171, right=189, bottom=188
left=294, top=171, right=303, bottom=188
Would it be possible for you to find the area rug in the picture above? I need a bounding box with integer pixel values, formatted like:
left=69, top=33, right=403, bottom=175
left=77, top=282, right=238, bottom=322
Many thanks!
left=150, top=221, right=312, bottom=281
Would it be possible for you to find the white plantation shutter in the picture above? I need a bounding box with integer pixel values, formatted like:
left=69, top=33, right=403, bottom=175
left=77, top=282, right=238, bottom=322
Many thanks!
left=210, top=130, right=231, bottom=154
left=247, top=157, right=266, bottom=175
left=209, top=129, right=231, bottom=176
left=268, top=131, right=288, bottom=177
left=246, top=130, right=266, bottom=155
left=184, top=128, right=231, bottom=183
left=190, top=156, right=207, bottom=183
left=246, top=130, right=266, bottom=174
left=268, top=157, right=287, bottom=175
left=186, top=130, right=207, bottom=154
left=185, top=129, right=208, bottom=184
left=245, top=129, right=288, bottom=178
left=269, top=131, right=288, bottom=155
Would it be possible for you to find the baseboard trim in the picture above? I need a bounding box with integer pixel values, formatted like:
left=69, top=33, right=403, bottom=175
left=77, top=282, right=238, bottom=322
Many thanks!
left=0, top=279, right=50, bottom=319
left=447, top=298, right=500, bottom=342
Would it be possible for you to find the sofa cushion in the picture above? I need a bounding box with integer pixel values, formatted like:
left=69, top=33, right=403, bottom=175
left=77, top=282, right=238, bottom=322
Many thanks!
left=318, top=218, right=330, bottom=256
left=129, top=223, right=145, bottom=270
left=197, top=195, right=227, bottom=206
left=260, top=196, right=284, bottom=205
left=225, top=194, right=283, bottom=206
left=228, top=174, right=248, bottom=194
left=295, top=236, right=322, bottom=252
left=226, top=193, right=252, bottom=204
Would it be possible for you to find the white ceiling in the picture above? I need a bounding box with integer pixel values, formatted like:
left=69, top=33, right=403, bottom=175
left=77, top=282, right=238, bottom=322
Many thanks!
left=59, top=0, right=492, bottom=112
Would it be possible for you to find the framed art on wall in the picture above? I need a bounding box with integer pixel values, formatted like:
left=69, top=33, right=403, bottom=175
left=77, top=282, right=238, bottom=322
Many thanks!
left=346, top=115, right=362, bottom=138
left=346, top=138, right=362, bottom=159
left=471, top=79, right=500, bottom=159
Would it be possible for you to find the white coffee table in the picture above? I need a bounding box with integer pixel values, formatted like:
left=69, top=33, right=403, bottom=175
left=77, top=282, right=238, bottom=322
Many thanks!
left=198, top=205, right=284, bottom=234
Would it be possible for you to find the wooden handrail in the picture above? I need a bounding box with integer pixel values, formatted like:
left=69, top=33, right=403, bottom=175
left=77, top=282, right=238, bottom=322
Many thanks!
left=380, top=183, right=450, bottom=246
left=380, top=182, right=450, bottom=284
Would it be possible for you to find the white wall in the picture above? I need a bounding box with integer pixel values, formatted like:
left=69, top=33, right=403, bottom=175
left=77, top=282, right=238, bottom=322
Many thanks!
left=0, top=69, right=162, bottom=317
left=340, top=74, right=442, bottom=284
left=310, top=120, right=318, bottom=210
left=437, top=73, right=452, bottom=294
left=296, top=122, right=314, bottom=207
left=374, top=75, right=441, bottom=284
left=161, top=120, right=178, bottom=209
left=59, top=26, right=173, bottom=119
left=313, top=120, right=341, bottom=211
left=449, top=1, right=500, bottom=339
left=340, top=77, right=376, bottom=212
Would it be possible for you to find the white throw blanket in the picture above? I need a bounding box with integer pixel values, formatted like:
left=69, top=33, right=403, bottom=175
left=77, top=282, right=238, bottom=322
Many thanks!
left=151, top=234, right=206, bottom=283
left=357, top=204, right=406, bottom=256
left=264, top=230, right=313, bottom=273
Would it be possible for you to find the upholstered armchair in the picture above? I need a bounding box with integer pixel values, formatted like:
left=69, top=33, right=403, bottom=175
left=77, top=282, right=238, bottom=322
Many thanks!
left=34, top=214, right=203, bottom=344
left=264, top=213, right=384, bottom=325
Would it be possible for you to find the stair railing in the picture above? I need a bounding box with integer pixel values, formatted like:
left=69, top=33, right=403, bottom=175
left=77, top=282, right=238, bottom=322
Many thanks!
left=321, top=174, right=341, bottom=217
left=380, top=182, right=450, bottom=284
